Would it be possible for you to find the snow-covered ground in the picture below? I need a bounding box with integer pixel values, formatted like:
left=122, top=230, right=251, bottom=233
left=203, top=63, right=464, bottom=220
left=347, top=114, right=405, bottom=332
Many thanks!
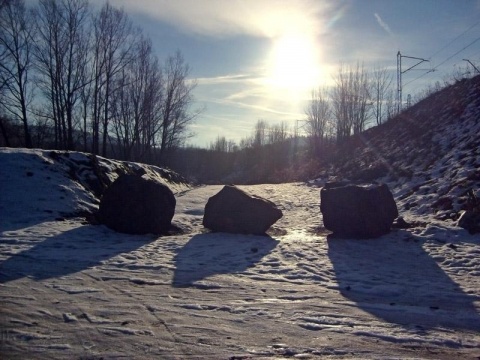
left=1, top=148, right=479, bottom=359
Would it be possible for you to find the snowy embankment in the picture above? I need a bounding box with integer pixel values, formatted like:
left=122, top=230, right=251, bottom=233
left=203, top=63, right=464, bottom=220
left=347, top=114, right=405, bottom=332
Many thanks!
left=1, top=148, right=480, bottom=359
left=325, top=75, right=480, bottom=223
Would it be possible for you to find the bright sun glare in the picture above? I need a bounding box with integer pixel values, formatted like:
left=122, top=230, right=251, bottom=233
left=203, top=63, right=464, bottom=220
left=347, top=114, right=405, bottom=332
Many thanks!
left=266, top=33, right=322, bottom=96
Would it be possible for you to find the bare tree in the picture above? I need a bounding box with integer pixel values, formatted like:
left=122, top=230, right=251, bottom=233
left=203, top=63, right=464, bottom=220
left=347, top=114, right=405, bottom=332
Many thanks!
left=384, top=88, right=396, bottom=121
left=305, top=87, right=331, bottom=156
left=0, top=0, right=9, bottom=87
left=331, top=62, right=371, bottom=143
left=91, top=2, right=138, bottom=156
left=110, top=66, right=133, bottom=159
left=33, top=0, right=91, bottom=150
left=412, top=80, right=443, bottom=105
left=371, top=65, right=392, bottom=125
left=252, top=119, right=267, bottom=148
left=137, top=40, right=164, bottom=160
left=331, top=63, right=351, bottom=142
left=350, top=62, right=371, bottom=134
left=111, top=35, right=163, bottom=161
left=444, top=63, right=478, bottom=84
left=0, top=0, right=202, bottom=158
left=79, top=59, right=93, bottom=152
left=159, top=50, right=198, bottom=162
left=268, top=121, right=291, bottom=175
left=209, top=135, right=228, bottom=152
left=268, top=121, right=289, bottom=144
left=0, top=114, right=11, bottom=146
left=0, top=0, right=33, bottom=147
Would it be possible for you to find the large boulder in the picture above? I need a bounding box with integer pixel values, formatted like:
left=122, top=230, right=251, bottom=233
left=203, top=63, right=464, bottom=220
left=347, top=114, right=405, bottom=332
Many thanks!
left=98, top=174, right=176, bottom=235
left=321, top=183, right=398, bottom=239
left=458, top=211, right=480, bottom=234
left=203, top=185, right=283, bottom=235
left=457, top=189, right=480, bottom=234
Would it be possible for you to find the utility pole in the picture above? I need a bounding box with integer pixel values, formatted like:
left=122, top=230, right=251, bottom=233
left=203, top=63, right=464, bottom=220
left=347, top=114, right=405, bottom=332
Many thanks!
left=463, top=59, right=480, bottom=74
left=397, top=51, right=429, bottom=113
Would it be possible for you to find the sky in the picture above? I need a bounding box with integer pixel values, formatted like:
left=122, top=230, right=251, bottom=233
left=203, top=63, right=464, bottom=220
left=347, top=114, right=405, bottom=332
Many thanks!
left=110, top=0, right=480, bottom=147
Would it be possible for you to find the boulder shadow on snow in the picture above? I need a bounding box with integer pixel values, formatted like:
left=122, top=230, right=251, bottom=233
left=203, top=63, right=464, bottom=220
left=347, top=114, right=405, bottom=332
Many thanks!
left=327, top=232, right=480, bottom=332
left=172, top=233, right=278, bottom=288
left=0, top=225, right=154, bottom=283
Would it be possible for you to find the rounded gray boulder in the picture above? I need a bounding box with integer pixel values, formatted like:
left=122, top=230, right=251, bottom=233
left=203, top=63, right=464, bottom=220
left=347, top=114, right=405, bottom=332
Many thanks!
left=99, top=174, right=176, bottom=235
left=203, top=185, right=283, bottom=235
left=321, top=183, right=398, bottom=239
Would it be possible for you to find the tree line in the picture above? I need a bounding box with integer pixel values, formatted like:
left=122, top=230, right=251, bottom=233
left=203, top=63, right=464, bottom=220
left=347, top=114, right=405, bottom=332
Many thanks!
left=304, top=62, right=397, bottom=155
left=0, top=0, right=197, bottom=163
left=164, top=119, right=323, bottom=184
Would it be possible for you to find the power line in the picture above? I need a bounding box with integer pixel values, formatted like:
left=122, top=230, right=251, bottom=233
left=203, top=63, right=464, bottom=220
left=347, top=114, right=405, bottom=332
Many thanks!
left=400, top=17, right=480, bottom=88
left=404, top=35, right=480, bottom=87
left=433, top=36, right=480, bottom=70
left=429, top=18, right=480, bottom=59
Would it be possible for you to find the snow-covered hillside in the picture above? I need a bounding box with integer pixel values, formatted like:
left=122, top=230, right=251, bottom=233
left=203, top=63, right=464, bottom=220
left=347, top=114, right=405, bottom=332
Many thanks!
left=1, top=146, right=479, bottom=359
left=324, top=75, right=480, bottom=223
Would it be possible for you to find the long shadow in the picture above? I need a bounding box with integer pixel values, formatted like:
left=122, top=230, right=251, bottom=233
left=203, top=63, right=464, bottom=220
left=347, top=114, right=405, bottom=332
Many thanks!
left=0, top=225, right=154, bottom=283
left=327, top=231, right=480, bottom=332
left=172, top=232, right=278, bottom=287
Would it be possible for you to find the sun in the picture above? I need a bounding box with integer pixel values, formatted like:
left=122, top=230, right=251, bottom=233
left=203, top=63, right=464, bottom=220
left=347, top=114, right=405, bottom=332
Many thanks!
left=266, top=33, right=322, bottom=95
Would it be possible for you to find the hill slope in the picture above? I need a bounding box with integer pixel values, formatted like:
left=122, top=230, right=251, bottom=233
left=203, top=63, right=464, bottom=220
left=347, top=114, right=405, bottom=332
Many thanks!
left=325, top=74, right=480, bottom=222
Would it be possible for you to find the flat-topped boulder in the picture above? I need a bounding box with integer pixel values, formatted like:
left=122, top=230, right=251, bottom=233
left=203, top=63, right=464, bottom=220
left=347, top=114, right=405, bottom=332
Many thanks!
left=203, top=185, right=282, bottom=235
left=321, top=183, right=398, bottom=239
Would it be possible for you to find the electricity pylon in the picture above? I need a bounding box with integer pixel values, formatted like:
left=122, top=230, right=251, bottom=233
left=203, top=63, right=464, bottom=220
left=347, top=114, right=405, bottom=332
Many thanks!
left=397, top=51, right=429, bottom=112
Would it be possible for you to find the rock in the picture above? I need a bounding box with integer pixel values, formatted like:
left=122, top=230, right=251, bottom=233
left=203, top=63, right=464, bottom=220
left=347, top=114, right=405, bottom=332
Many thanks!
left=62, top=313, right=78, bottom=323
left=320, top=183, right=398, bottom=239
left=324, top=180, right=351, bottom=189
left=457, top=210, right=480, bottom=234
left=98, top=174, right=176, bottom=234
left=203, top=185, right=282, bottom=235
left=353, top=164, right=389, bottom=182
left=392, top=216, right=411, bottom=229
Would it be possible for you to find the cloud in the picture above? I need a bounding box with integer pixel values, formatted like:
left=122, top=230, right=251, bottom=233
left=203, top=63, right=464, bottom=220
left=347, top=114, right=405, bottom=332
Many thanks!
left=205, top=96, right=301, bottom=117
left=195, top=78, right=303, bottom=120
left=112, top=0, right=333, bottom=39
left=374, top=13, right=393, bottom=36
left=196, top=74, right=260, bottom=86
